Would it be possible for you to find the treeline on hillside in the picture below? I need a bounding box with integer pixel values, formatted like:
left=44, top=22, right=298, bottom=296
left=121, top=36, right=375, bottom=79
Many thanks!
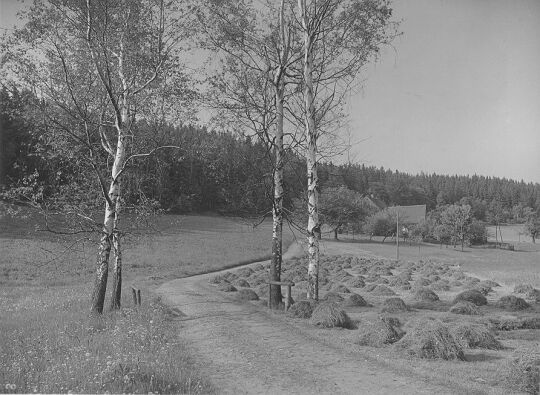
left=2, top=86, right=540, bottom=224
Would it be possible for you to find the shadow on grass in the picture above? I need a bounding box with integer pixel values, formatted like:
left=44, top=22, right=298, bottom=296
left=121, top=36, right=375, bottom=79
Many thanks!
left=465, top=353, right=505, bottom=362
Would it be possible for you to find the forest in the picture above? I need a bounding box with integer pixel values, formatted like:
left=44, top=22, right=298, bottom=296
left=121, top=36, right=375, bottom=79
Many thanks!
left=2, top=85, right=540, bottom=223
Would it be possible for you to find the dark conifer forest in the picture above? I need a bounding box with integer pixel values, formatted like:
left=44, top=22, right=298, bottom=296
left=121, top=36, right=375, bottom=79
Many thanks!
left=1, top=86, right=539, bottom=223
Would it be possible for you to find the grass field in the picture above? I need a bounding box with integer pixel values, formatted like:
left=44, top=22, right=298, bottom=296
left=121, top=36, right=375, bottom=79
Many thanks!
left=331, top=232, right=540, bottom=288
left=2, top=210, right=539, bottom=394
left=0, top=211, right=291, bottom=394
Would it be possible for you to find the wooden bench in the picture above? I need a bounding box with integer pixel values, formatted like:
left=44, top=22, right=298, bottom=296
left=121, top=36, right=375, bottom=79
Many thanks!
left=131, top=286, right=142, bottom=306
left=267, top=281, right=295, bottom=311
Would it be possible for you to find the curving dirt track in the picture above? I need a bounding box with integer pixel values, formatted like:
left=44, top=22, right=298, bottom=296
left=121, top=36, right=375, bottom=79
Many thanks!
left=157, top=243, right=460, bottom=395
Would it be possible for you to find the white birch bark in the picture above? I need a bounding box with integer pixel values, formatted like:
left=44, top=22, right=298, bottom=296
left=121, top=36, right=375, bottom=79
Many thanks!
left=299, top=0, right=320, bottom=300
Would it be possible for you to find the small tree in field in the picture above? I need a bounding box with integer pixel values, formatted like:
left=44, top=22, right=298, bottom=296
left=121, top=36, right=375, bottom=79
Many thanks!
left=440, top=204, right=472, bottom=251
left=363, top=209, right=395, bottom=243
left=319, top=186, right=373, bottom=240
left=524, top=211, right=540, bottom=243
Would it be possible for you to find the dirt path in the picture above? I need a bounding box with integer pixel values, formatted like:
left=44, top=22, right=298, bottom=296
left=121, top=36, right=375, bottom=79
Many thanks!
left=157, top=243, right=460, bottom=395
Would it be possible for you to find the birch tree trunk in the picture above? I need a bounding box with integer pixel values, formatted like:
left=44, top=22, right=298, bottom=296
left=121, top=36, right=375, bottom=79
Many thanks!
left=269, top=81, right=285, bottom=308
left=299, top=0, right=320, bottom=301
left=109, top=191, right=122, bottom=310
left=90, top=113, right=128, bottom=313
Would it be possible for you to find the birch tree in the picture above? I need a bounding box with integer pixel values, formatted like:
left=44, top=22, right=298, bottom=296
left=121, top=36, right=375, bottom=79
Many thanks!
left=295, top=0, right=398, bottom=299
left=3, top=0, right=194, bottom=314
left=200, top=0, right=301, bottom=308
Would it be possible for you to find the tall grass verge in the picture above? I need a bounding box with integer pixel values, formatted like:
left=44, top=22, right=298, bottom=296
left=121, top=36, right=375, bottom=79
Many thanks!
left=0, top=286, right=212, bottom=394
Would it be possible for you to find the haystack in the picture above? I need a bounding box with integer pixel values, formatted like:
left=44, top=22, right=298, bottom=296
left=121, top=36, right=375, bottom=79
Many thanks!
left=346, top=276, right=366, bottom=288
left=209, top=275, right=228, bottom=284
left=496, top=295, right=530, bottom=311
left=287, top=300, right=315, bottom=319
left=514, top=284, right=535, bottom=294
left=222, top=271, right=238, bottom=281
left=364, top=284, right=377, bottom=292
left=234, top=279, right=251, bottom=288
left=381, top=297, right=409, bottom=313
left=236, top=267, right=254, bottom=278
left=526, top=288, right=540, bottom=302
left=453, top=290, right=487, bottom=306
left=341, top=293, right=369, bottom=307
left=388, top=277, right=410, bottom=287
left=451, top=323, right=503, bottom=350
left=322, top=291, right=344, bottom=304
left=395, top=320, right=465, bottom=361
left=449, top=301, right=481, bottom=315
left=236, top=288, right=259, bottom=301
left=310, top=302, right=353, bottom=328
left=355, top=319, right=404, bottom=347
left=371, top=285, right=397, bottom=296
left=218, top=283, right=237, bottom=292
left=413, top=287, right=439, bottom=302
left=332, top=284, right=351, bottom=294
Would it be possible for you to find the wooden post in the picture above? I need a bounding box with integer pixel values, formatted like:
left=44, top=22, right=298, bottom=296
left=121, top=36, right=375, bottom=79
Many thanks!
left=268, top=283, right=272, bottom=309
left=284, top=285, right=291, bottom=311
left=396, top=210, right=400, bottom=261
left=131, top=286, right=141, bottom=306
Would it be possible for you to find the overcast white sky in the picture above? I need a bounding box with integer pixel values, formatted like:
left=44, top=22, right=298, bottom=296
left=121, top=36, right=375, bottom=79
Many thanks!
left=2, top=0, right=539, bottom=183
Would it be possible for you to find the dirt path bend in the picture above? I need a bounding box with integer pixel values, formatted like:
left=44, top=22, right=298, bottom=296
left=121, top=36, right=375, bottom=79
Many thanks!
left=157, top=243, right=458, bottom=395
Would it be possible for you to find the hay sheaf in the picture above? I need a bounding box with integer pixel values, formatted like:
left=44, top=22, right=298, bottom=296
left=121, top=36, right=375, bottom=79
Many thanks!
left=451, top=323, right=503, bottom=350
left=209, top=275, right=229, bottom=285
left=341, top=293, right=369, bottom=307
left=364, top=284, right=378, bottom=292
left=346, top=276, right=366, bottom=288
left=504, top=353, right=540, bottom=395
left=310, top=302, right=354, bottom=329
left=381, top=297, right=409, bottom=313
left=355, top=319, right=404, bottom=347
left=371, top=285, right=397, bottom=296
left=234, top=279, right=251, bottom=288
left=287, top=300, right=316, bottom=319
left=332, top=284, right=351, bottom=294
left=526, top=288, right=540, bottom=302
left=395, top=320, right=466, bottom=361
left=449, top=301, right=481, bottom=315
left=514, top=284, right=535, bottom=294
left=388, top=277, right=410, bottom=287
left=236, top=288, right=259, bottom=301
left=322, top=292, right=344, bottom=304
left=236, top=267, right=254, bottom=278
left=218, top=283, right=237, bottom=292
left=453, top=290, right=487, bottom=306
left=413, top=287, right=439, bottom=302
left=496, top=295, right=530, bottom=311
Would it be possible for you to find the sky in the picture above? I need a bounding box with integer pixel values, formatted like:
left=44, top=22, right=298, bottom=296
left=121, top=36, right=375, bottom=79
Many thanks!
left=348, top=0, right=540, bottom=183
left=1, top=0, right=539, bottom=183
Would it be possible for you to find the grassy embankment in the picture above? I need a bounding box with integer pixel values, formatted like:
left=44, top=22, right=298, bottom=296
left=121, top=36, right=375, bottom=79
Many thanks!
left=0, top=212, right=291, bottom=394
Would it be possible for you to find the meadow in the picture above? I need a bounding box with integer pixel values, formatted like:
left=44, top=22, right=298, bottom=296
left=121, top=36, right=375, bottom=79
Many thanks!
left=0, top=212, right=290, bottom=394
left=2, top=211, right=539, bottom=394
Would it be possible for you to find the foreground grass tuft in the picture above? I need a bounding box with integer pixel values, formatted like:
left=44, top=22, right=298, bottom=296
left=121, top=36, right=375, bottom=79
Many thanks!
left=0, top=286, right=212, bottom=394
